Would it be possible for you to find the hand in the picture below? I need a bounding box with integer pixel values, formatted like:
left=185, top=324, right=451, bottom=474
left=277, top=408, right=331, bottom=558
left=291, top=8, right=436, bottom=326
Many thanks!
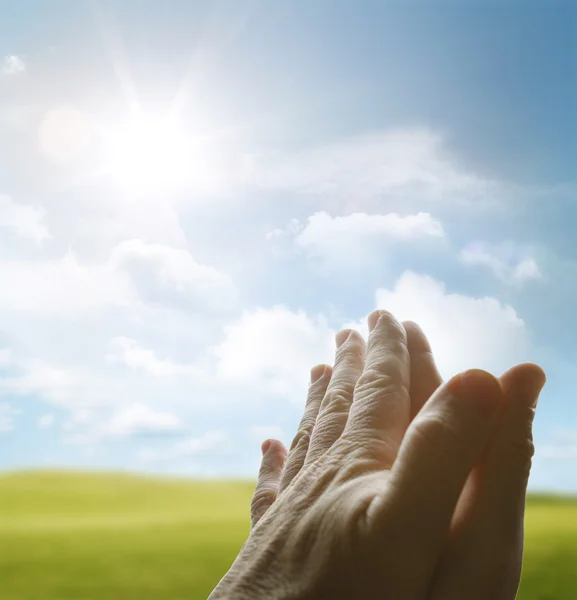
left=209, top=311, right=545, bottom=600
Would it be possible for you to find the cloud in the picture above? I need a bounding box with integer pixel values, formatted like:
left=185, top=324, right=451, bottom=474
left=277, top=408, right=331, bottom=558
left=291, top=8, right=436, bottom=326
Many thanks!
left=0, top=349, right=12, bottom=367
left=58, top=403, right=187, bottom=446
left=0, top=195, right=51, bottom=243
left=345, top=271, right=531, bottom=378
left=246, top=129, right=495, bottom=211
left=376, top=272, right=531, bottom=376
left=270, top=211, right=445, bottom=267
left=213, top=306, right=334, bottom=400
left=212, top=271, right=534, bottom=401
left=138, top=430, right=228, bottom=461
left=0, top=266, right=535, bottom=428
left=104, top=403, right=185, bottom=437
left=109, top=239, right=237, bottom=312
left=106, top=337, right=200, bottom=378
left=1, top=55, right=25, bottom=75
left=37, top=414, right=55, bottom=429
left=0, top=402, right=20, bottom=433
left=0, top=251, right=134, bottom=314
left=0, top=240, right=235, bottom=315
left=0, top=358, right=120, bottom=409
left=460, top=242, right=542, bottom=284
left=0, top=118, right=564, bottom=481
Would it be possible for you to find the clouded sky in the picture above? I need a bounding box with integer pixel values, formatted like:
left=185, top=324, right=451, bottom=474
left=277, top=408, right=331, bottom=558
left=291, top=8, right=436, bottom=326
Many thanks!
left=1, top=0, right=576, bottom=491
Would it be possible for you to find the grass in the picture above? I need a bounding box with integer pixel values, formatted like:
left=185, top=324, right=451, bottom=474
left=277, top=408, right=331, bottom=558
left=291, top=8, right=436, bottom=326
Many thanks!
left=0, top=471, right=575, bottom=600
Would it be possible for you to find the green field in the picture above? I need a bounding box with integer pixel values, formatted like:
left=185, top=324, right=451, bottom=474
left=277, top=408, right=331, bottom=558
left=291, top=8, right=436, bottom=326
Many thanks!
left=0, top=472, right=575, bottom=599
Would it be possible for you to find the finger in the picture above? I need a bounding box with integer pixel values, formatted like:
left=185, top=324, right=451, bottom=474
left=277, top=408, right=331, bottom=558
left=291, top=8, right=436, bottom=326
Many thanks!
left=430, top=363, right=546, bottom=600
left=305, top=329, right=366, bottom=465
left=373, top=370, right=504, bottom=565
left=343, top=310, right=410, bottom=468
left=402, top=320, right=443, bottom=419
left=250, top=439, right=287, bottom=529
left=279, top=364, right=332, bottom=493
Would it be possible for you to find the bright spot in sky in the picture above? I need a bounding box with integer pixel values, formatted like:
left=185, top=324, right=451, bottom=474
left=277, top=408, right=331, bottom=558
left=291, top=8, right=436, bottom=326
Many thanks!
left=106, top=115, right=194, bottom=193
left=39, top=107, right=92, bottom=163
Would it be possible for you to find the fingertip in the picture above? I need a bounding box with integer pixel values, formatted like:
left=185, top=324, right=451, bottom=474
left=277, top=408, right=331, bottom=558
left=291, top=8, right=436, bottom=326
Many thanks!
left=501, top=362, right=546, bottom=407
left=402, top=320, right=432, bottom=353
left=502, top=361, right=545, bottom=382
left=310, top=364, right=330, bottom=384
left=368, top=309, right=392, bottom=332
left=448, top=369, right=504, bottom=414
left=261, top=438, right=287, bottom=458
left=516, top=363, right=547, bottom=395
left=335, top=329, right=352, bottom=347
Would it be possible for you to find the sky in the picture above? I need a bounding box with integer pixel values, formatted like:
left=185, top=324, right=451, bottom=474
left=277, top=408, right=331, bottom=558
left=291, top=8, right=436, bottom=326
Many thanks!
left=0, top=0, right=576, bottom=491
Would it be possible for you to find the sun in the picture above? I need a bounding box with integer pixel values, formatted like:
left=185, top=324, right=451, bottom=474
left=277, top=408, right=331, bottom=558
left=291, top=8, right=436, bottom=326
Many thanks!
left=105, top=114, right=194, bottom=193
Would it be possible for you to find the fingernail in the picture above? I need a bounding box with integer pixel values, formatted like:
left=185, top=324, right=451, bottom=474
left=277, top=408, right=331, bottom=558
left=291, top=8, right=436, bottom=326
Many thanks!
left=310, top=364, right=327, bottom=384
left=336, top=329, right=352, bottom=347
left=261, top=439, right=272, bottom=455
left=368, top=310, right=384, bottom=332
left=449, top=369, right=504, bottom=415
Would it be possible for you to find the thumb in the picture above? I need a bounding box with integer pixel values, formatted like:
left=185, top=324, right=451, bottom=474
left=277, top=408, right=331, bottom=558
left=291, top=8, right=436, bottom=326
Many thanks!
left=377, top=370, right=504, bottom=554
left=428, top=363, right=546, bottom=600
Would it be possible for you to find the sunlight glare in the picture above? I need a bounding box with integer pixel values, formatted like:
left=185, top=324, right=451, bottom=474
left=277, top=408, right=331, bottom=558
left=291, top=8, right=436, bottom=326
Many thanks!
left=107, top=115, right=193, bottom=193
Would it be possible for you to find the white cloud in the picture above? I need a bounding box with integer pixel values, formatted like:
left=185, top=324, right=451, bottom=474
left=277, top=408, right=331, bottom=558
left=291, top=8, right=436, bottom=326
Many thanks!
left=0, top=358, right=119, bottom=409
left=0, top=116, right=563, bottom=482
left=104, top=403, right=185, bottom=437
left=271, top=211, right=445, bottom=267
left=247, top=129, right=494, bottom=211
left=37, top=414, right=55, bottom=429
left=297, top=212, right=444, bottom=243
left=0, top=349, right=12, bottom=367
left=212, top=270, right=535, bottom=401
left=0, top=240, right=234, bottom=315
left=1, top=55, right=25, bottom=75
left=109, top=239, right=237, bottom=311
left=0, top=402, right=20, bottom=432
left=460, top=242, right=542, bottom=284
left=213, top=306, right=334, bottom=400
left=512, top=258, right=542, bottom=282
left=106, top=337, right=199, bottom=378
left=138, top=430, right=228, bottom=461
left=0, top=252, right=134, bottom=314
left=59, top=403, right=187, bottom=446
left=0, top=195, right=51, bottom=243
left=375, top=272, right=531, bottom=377
left=345, top=271, right=531, bottom=379
left=0, top=267, right=535, bottom=424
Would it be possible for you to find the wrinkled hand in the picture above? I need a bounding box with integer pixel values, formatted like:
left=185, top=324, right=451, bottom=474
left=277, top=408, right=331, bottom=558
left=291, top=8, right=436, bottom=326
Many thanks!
left=209, top=311, right=545, bottom=600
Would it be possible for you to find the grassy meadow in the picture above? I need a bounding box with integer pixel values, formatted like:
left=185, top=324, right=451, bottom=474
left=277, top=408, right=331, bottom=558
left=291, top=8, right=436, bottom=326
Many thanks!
left=0, top=471, right=575, bottom=600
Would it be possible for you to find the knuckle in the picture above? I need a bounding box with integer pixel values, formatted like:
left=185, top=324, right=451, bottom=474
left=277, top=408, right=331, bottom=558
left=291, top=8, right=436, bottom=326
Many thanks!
left=250, top=488, right=277, bottom=518
left=509, top=435, right=535, bottom=462
left=337, top=332, right=366, bottom=355
left=504, top=435, right=535, bottom=476
left=289, top=428, right=311, bottom=453
left=320, top=389, right=352, bottom=417
left=280, top=462, right=300, bottom=488
left=355, top=364, right=405, bottom=395
left=333, top=443, right=387, bottom=481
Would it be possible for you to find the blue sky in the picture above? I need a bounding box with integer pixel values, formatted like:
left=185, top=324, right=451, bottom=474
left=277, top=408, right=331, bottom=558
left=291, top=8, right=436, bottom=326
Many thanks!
left=0, top=0, right=575, bottom=491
